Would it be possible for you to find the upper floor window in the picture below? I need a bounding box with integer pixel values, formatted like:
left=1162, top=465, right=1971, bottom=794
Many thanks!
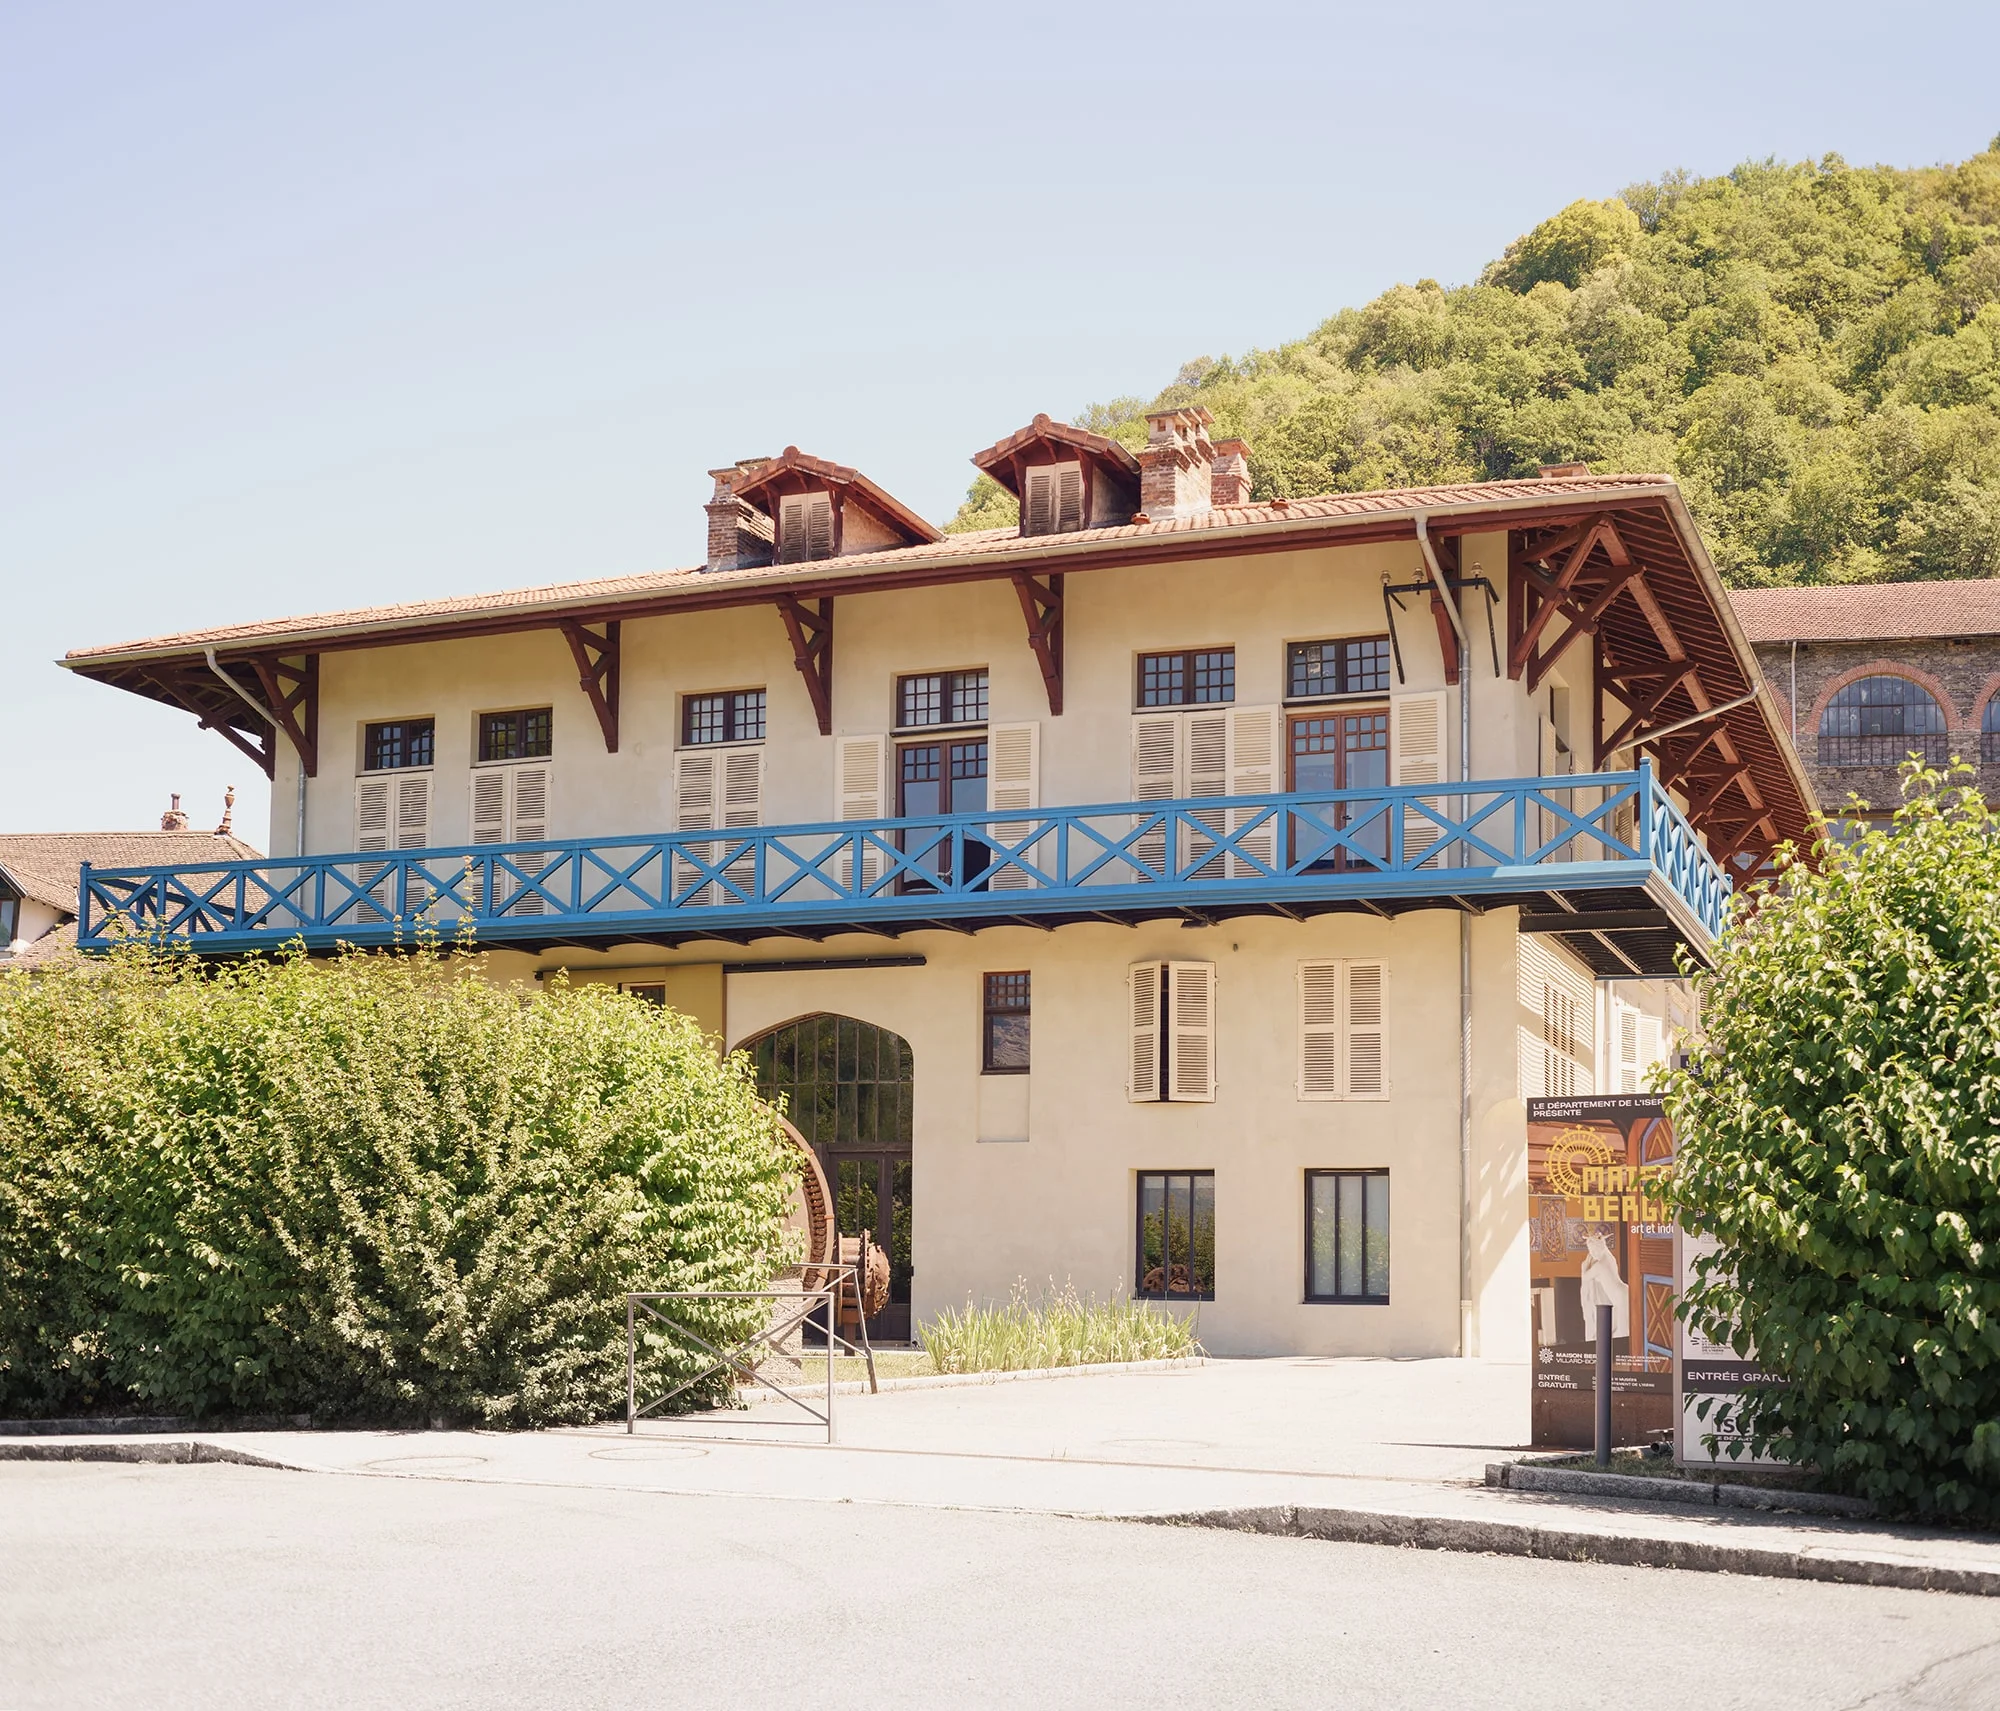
left=479, top=707, right=552, bottom=764
left=777, top=492, right=835, bottom=563
left=1983, top=697, right=2000, bottom=767
left=0, top=895, right=18, bottom=946
left=1022, top=462, right=1084, bottom=536
left=1288, top=636, right=1390, bottom=700
left=1817, top=676, right=1948, bottom=768
left=363, top=718, right=434, bottom=772
left=1138, top=649, right=1234, bottom=708
left=898, top=668, right=988, bottom=729
left=983, top=971, right=1030, bottom=1073
left=684, top=689, right=766, bottom=746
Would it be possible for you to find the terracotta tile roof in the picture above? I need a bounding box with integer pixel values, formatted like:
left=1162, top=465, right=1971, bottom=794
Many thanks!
left=64, top=473, right=1668, bottom=664
left=1, top=919, right=78, bottom=970
left=1729, top=581, right=2000, bottom=644
left=0, top=831, right=263, bottom=913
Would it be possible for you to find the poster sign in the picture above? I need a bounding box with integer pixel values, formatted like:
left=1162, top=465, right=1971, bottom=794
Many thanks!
left=1527, top=1095, right=1677, bottom=1450
left=1675, top=1229, right=1786, bottom=1465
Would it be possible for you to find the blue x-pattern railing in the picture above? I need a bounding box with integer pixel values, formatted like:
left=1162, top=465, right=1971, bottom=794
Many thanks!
left=76, top=764, right=1726, bottom=953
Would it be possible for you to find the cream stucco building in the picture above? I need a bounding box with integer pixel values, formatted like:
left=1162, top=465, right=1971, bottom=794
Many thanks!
left=62, top=414, right=1812, bottom=1355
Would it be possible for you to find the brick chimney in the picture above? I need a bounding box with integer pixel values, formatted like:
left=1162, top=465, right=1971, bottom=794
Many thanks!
left=1136, top=407, right=1215, bottom=521
left=160, top=793, right=188, bottom=831
left=1210, top=438, right=1252, bottom=506
left=704, top=464, right=776, bottom=572
left=214, top=786, right=235, bottom=838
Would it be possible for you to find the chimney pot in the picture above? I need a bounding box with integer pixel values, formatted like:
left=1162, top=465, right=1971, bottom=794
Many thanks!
left=160, top=793, right=189, bottom=832
left=215, top=786, right=235, bottom=838
left=1210, top=438, right=1252, bottom=506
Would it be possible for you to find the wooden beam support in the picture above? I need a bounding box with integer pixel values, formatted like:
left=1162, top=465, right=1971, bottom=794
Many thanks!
left=1011, top=571, right=1065, bottom=715
left=1597, top=663, right=1699, bottom=767
left=1684, top=765, right=1755, bottom=825
left=247, top=653, right=320, bottom=776
left=776, top=596, right=835, bottom=736
left=560, top=620, right=621, bottom=753
left=1510, top=513, right=1608, bottom=679
left=141, top=667, right=276, bottom=778
left=1428, top=532, right=1461, bottom=687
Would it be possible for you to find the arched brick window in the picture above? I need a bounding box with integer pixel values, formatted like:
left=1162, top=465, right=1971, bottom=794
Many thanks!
left=1817, top=676, right=1949, bottom=768
left=1983, top=696, right=2000, bottom=767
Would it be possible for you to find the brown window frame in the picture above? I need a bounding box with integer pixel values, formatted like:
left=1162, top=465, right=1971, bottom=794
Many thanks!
left=682, top=688, right=767, bottom=747
left=1286, top=636, right=1392, bottom=702
left=1136, top=649, right=1234, bottom=709
left=896, top=668, right=989, bottom=731
left=982, top=971, right=1030, bottom=1073
left=362, top=718, right=435, bottom=773
left=477, top=707, right=553, bottom=764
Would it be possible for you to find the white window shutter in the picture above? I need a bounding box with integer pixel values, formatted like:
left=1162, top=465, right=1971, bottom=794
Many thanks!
left=720, top=746, right=764, bottom=903
left=1297, top=959, right=1343, bottom=1100
left=1166, top=959, right=1217, bottom=1102
left=1391, top=689, right=1448, bottom=868
left=674, top=748, right=720, bottom=906
left=985, top=720, right=1039, bottom=891
left=507, top=764, right=552, bottom=915
left=805, top=492, right=834, bottom=559
left=355, top=776, right=391, bottom=854
left=1129, top=713, right=1182, bottom=879
left=1054, top=462, right=1084, bottom=533
left=394, top=774, right=432, bottom=908
left=1227, top=705, right=1282, bottom=876
left=1184, top=709, right=1230, bottom=876
left=470, top=770, right=507, bottom=844
left=1617, top=1002, right=1639, bottom=1093
left=1024, top=467, right=1055, bottom=536
left=1344, top=960, right=1386, bottom=1098
left=836, top=734, right=887, bottom=894
left=1127, top=960, right=1163, bottom=1103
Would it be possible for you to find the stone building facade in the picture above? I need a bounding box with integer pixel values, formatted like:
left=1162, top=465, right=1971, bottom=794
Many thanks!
left=1731, top=582, right=2000, bottom=825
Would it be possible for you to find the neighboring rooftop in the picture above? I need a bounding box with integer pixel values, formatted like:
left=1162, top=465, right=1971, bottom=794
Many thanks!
left=0, top=827, right=260, bottom=912
left=1730, top=580, right=2000, bottom=645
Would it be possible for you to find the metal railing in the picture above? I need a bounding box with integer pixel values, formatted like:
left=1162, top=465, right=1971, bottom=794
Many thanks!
left=1815, top=732, right=1955, bottom=769
left=76, top=763, right=1727, bottom=952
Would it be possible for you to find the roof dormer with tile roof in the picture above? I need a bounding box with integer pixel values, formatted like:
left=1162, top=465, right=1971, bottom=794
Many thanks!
left=971, top=414, right=1144, bottom=537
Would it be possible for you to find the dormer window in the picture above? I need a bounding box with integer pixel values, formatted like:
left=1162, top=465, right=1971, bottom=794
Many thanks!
left=1023, top=463, right=1084, bottom=536
left=777, top=492, right=835, bottom=563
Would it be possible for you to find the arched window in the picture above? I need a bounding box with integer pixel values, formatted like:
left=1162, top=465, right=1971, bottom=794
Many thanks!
left=1817, top=676, right=1948, bottom=768
left=1983, top=695, right=2000, bottom=767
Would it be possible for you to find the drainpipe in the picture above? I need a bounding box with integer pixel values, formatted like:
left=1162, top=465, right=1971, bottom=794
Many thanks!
left=1417, top=517, right=1476, bottom=1360
left=1789, top=640, right=1798, bottom=745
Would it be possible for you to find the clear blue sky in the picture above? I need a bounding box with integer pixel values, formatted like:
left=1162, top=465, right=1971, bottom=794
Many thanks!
left=5, top=0, right=1996, bottom=839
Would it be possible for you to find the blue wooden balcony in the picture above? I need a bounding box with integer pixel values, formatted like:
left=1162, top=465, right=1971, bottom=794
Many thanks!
left=76, top=764, right=1726, bottom=976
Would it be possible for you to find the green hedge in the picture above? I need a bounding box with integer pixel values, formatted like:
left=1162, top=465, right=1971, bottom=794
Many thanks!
left=0, top=944, right=795, bottom=1425
left=1666, top=767, right=2000, bottom=1517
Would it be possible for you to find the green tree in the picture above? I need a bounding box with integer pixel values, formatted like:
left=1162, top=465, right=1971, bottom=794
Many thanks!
left=1665, top=766, right=2000, bottom=1516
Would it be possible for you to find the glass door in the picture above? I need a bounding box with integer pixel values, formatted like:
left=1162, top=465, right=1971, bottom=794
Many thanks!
left=898, top=737, right=989, bottom=889
left=1290, top=709, right=1389, bottom=869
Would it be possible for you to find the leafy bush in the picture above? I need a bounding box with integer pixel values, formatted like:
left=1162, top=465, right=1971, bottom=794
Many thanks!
left=0, top=944, right=796, bottom=1425
left=1666, top=766, right=2000, bottom=1516
left=919, top=1282, right=1201, bottom=1374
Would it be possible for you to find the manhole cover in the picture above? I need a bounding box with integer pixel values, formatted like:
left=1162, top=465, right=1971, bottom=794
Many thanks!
left=359, top=1454, right=489, bottom=1473
left=588, top=1444, right=711, bottom=1463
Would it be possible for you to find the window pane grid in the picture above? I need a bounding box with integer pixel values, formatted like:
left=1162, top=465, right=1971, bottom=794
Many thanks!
left=1817, top=676, right=1949, bottom=767
left=684, top=689, right=766, bottom=746
left=1288, top=636, right=1392, bottom=700
left=364, top=719, right=435, bottom=772
left=898, top=669, right=988, bottom=728
left=1306, top=1169, right=1389, bottom=1302
left=479, top=708, right=552, bottom=763
left=1138, top=649, right=1235, bottom=708
left=983, top=971, right=1030, bottom=1073
left=1137, top=1169, right=1215, bottom=1300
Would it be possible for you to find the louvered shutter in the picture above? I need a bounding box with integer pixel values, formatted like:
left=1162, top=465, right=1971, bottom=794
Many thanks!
left=1297, top=960, right=1343, bottom=1101
left=1166, top=959, right=1217, bottom=1102
left=805, top=493, right=834, bottom=559
left=836, top=734, right=887, bottom=894
left=1127, top=960, right=1163, bottom=1103
left=674, top=748, right=720, bottom=906
left=777, top=495, right=807, bottom=564
left=1024, top=467, right=1055, bottom=536
left=395, top=773, right=432, bottom=909
left=1054, top=462, right=1084, bottom=533
left=1343, top=960, right=1386, bottom=1098
left=1184, top=709, right=1230, bottom=877
left=355, top=776, right=393, bottom=921
left=507, top=763, right=552, bottom=916
left=470, top=770, right=508, bottom=843
left=719, top=746, right=764, bottom=904
left=1617, top=1002, right=1639, bottom=1093
left=1391, top=689, right=1448, bottom=868
left=1130, top=714, right=1182, bottom=879
left=1227, top=705, right=1282, bottom=877
left=985, top=720, right=1039, bottom=891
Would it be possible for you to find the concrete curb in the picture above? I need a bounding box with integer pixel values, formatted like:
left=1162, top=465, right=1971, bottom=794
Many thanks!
left=727, top=1354, right=1207, bottom=1407
left=1127, top=1504, right=2000, bottom=1597
left=1486, top=1459, right=1876, bottom=1518
left=0, top=1439, right=301, bottom=1472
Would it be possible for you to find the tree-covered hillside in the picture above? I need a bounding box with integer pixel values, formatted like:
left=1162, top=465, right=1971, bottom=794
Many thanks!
left=949, top=142, right=2000, bottom=587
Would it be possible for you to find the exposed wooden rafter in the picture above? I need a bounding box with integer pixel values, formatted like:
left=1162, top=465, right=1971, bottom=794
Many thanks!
left=1011, top=571, right=1064, bottom=715
left=1427, top=533, right=1462, bottom=686
left=246, top=653, right=320, bottom=776
left=140, top=666, right=276, bottom=778
left=1595, top=663, right=1699, bottom=767
left=1509, top=513, right=1629, bottom=689
left=776, top=596, right=835, bottom=736
left=560, top=620, right=621, bottom=752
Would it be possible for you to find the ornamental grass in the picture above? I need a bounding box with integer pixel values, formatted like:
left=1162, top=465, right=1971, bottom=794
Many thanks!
left=919, top=1281, right=1201, bottom=1374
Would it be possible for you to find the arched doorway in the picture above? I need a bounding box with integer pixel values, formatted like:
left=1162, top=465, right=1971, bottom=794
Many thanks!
left=747, top=1014, right=914, bottom=1342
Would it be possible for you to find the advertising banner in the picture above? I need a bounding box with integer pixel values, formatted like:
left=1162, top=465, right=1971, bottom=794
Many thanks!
left=1675, top=1229, right=1786, bottom=1465
left=1527, top=1095, right=1677, bottom=1450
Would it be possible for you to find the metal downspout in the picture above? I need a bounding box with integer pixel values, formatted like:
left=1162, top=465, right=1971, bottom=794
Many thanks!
left=1417, top=518, right=1475, bottom=1360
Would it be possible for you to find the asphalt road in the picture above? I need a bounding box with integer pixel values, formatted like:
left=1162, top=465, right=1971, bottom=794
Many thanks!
left=4, top=1463, right=1998, bottom=1710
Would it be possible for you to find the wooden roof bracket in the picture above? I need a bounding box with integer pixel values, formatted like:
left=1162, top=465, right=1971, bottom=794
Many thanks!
left=560, top=620, right=621, bottom=753
left=247, top=653, right=320, bottom=777
left=1012, top=571, right=1064, bottom=715
left=776, top=596, right=835, bottom=736
left=153, top=663, right=276, bottom=779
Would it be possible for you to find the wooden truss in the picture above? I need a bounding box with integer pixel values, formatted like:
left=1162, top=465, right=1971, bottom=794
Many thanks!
left=561, top=620, right=621, bottom=752
left=1012, top=571, right=1064, bottom=714
left=133, top=652, right=320, bottom=781
left=776, top=597, right=835, bottom=735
